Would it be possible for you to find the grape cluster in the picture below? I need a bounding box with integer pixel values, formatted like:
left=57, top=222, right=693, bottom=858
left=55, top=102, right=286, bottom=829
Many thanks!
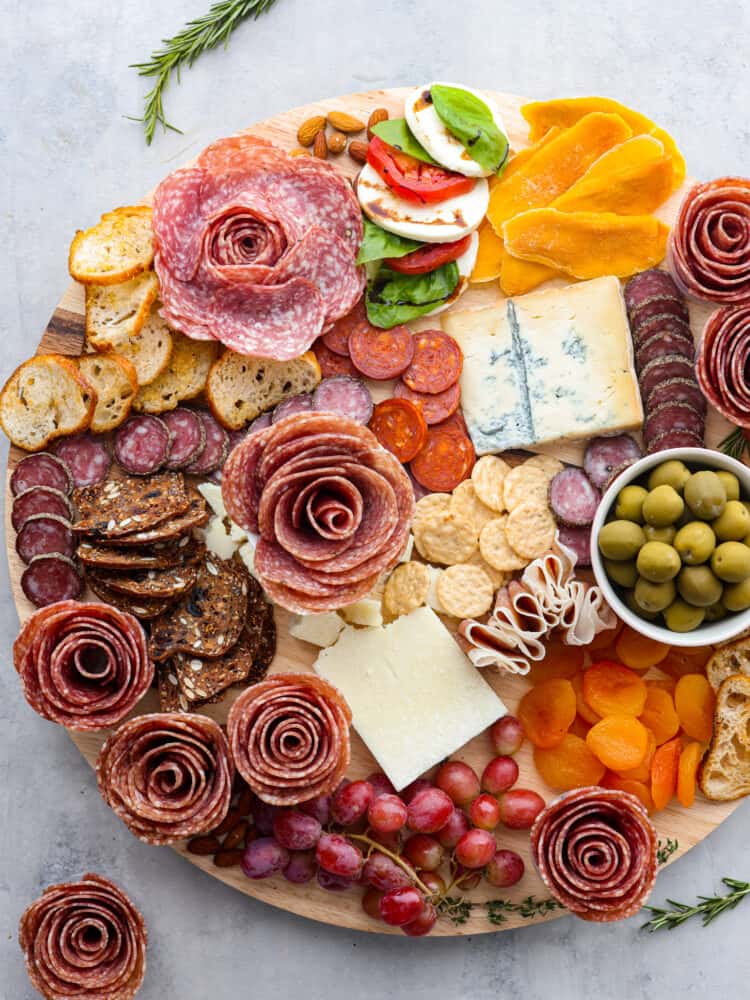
left=237, top=714, right=545, bottom=936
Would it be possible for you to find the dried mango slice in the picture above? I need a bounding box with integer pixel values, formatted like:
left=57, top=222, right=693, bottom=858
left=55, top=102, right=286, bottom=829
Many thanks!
left=601, top=772, right=655, bottom=813
left=639, top=687, right=680, bottom=746
left=677, top=741, right=704, bottom=808
left=500, top=255, right=558, bottom=297
left=583, top=660, right=648, bottom=717
left=503, top=126, right=564, bottom=180
left=534, top=733, right=605, bottom=791
left=517, top=678, right=576, bottom=749
left=471, top=220, right=505, bottom=283
left=586, top=715, right=650, bottom=771
left=615, top=625, right=671, bottom=671
left=503, top=209, right=669, bottom=281
left=674, top=674, right=716, bottom=743
left=651, top=735, right=681, bottom=810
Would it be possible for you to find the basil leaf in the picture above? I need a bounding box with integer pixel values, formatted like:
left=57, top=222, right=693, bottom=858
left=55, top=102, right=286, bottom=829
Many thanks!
left=366, top=262, right=459, bottom=328
left=356, top=218, right=423, bottom=266
left=431, top=84, right=509, bottom=173
left=370, top=118, right=437, bottom=165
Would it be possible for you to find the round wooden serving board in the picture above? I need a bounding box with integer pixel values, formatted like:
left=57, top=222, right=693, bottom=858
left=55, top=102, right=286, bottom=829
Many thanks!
left=6, top=89, right=743, bottom=935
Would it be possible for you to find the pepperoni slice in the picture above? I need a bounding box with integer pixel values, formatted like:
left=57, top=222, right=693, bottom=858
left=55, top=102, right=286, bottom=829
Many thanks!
left=348, top=323, right=415, bottom=380
left=410, top=417, right=475, bottom=492
left=313, top=339, right=360, bottom=378
left=369, top=398, right=428, bottom=463
left=402, top=330, right=463, bottom=394
left=321, top=299, right=366, bottom=356
left=393, top=379, right=460, bottom=425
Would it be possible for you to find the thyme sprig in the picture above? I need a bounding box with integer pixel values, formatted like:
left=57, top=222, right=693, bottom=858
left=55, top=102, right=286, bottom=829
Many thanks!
left=657, top=838, right=679, bottom=865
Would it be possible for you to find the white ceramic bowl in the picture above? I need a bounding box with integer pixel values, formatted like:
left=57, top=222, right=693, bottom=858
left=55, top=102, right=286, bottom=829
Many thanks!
left=591, top=447, right=750, bottom=647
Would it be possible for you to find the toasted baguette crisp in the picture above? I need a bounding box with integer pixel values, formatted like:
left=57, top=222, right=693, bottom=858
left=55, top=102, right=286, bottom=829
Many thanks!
left=706, top=636, right=750, bottom=691
left=78, top=353, right=138, bottom=432
left=132, top=333, right=219, bottom=414
left=0, top=354, right=95, bottom=451
left=85, top=271, right=158, bottom=347
left=205, top=349, right=322, bottom=430
left=699, top=673, right=750, bottom=801
left=87, top=303, right=173, bottom=388
left=69, top=205, right=154, bottom=285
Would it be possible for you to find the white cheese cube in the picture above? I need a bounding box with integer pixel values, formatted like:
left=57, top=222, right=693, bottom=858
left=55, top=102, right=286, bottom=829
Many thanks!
left=340, top=598, right=383, bottom=628
left=289, top=613, right=345, bottom=648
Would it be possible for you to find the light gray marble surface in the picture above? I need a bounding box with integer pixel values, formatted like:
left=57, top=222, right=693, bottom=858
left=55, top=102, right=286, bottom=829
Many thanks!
left=3, top=2, right=750, bottom=996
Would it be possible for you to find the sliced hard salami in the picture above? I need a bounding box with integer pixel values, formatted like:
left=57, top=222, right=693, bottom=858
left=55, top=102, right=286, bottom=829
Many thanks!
left=401, top=330, right=463, bottom=394
left=394, top=379, right=461, bottom=425
left=52, top=433, right=111, bottom=487
left=695, top=304, right=750, bottom=427
left=312, top=339, right=361, bottom=379
left=16, top=513, right=74, bottom=564
left=114, top=415, right=172, bottom=475
left=11, top=487, right=72, bottom=533
left=624, top=269, right=682, bottom=312
left=163, top=407, right=207, bottom=469
left=638, top=354, right=696, bottom=401
left=548, top=468, right=600, bottom=527
left=583, top=435, right=642, bottom=490
left=321, top=298, right=365, bottom=356
left=348, top=323, right=415, bottom=380
left=629, top=295, right=689, bottom=329
left=21, top=553, right=82, bottom=606
left=410, top=416, right=475, bottom=493
left=557, top=525, right=592, bottom=567
left=630, top=312, right=693, bottom=347
left=185, top=411, right=229, bottom=474
left=646, top=429, right=705, bottom=454
left=643, top=401, right=704, bottom=446
left=10, top=452, right=71, bottom=497
left=645, top=377, right=707, bottom=415
left=603, top=460, right=640, bottom=493
left=272, top=393, right=313, bottom=423
left=312, top=376, right=374, bottom=424
left=635, top=329, right=695, bottom=372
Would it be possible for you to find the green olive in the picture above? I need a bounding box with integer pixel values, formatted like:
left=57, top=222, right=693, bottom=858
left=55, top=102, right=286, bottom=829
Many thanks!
left=636, top=541, right=681, bottom=582
left=711, top=541, right=750, bottom=583
left=704, top=600, right=728, bottom=622
left=615, top=484, right=648, bottom=523
left=634, top=577, right=676, bottom=614
left=723, top=578, right=750, bottom=612
left=716, top=470, right=741, bottom=501
left=623, top=588, right=658, bottom=621
left=643, top=524, right=677, bottom=544
left=648, top=460, right=691, bottom=493
left=663, top=599, right=706, bottom=632
left=677, top=566, right=723, bottom=607
left=684, top=471, right=727, bottom=520
left=742, top=501, right=750, bottom=517
left=604, top=558, right=638, bottom=589
left=642, top=485, right=684, bottom=527
left=712, top=500, right=750, bottom=542
left=598, top=520, right=646, bottom=561
left=673, top=521, right=716, bottom=565
left=744, top=532, right=750, bottom=548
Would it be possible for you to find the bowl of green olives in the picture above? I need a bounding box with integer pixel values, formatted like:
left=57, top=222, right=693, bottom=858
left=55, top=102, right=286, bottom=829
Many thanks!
left=591, top=448, right=750, bottom=645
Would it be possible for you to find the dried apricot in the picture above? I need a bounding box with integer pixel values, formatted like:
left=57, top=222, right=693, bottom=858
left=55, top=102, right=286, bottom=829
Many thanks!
left=615, top=625, right=670, bottom=670
left=569, top=714, right=593, bottom=739
left=518, top=678, right=576, bottom=748
left=600, top=773, right=654, bottom=813
left=615, top=728, right=656, bottom=782
left=639, top=687, right=680, bottom=745
left=647, top=676, right=676, bottom=695
left=585, top=715, right=650, bottom=771
left=534, top=733, right=606, bottom=791
left=651, top=736, right=681, bottom=810
left=677, top=741, right=704, bottom=808
left=527, top=638, right=585, bottom=682
left=587, top=618, right=624, bottom=651
left=674, top=674, right=716, bottom=743
left=583, top=660, right=648, bottom=716
left=658, top=646, right=713, bottom=680
left=571, top=672, right=600, bottom=725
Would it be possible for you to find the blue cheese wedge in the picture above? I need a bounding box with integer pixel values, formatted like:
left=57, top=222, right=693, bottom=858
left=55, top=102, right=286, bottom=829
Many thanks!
left=314, top=606, right=505, bottom=790
left=442, top=276, right=643, bottom=455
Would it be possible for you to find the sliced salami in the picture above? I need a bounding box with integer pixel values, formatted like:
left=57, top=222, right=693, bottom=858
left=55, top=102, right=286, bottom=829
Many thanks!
left=312, top=339, right=361, bottom=379
left=695, top=304, right=750, bottom=427
left=643, top=401, right=704, bottom=445
left=10, top=452, right=71, bottom=497
left=402, top=330, right=463, bottom=394
left=348, top=323, right=415, bottom=380
left=312, top=376, right=374, bottom=424
left=629, top=295, right=689, bottom=329
left=624, top=269, right=681, bottom=311
left=272, top=393, right=313, bottom=423
left=583, top=435, right=642, bottom=490
left=321, top=298, right=365, bottom=356
left=410, top=417, right=475, bottom=493
left=12, top=487, right=72, bottom=533
left=16, top=513, right=74, bottom=564
left=185, top=410, right=229, bottom=474
left=646, top=429, right=706, bottom=454
left=638, top=354, right=696, bottom=400
left=163, top=407, right=207, bottom=469
left=603, top=460, right=640, bottom=493
left=548, top=468, right=600, bottom=527
left=52, top=433, right=111, bottom=487
left=636, top=329, right=695, bottom=372
left=557, top=524, right=592, bottom=567
left=394, top=380, right=461, bottom=425
left=21, top=553, right=82, bottom=606
left=631, top=312, right=693, bottom=347
left=645, top=377, right=707, bottom=415
left=114, top=415, right=172, bottom=475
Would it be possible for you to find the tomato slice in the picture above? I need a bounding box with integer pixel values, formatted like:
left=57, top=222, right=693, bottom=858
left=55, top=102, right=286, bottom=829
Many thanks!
left=367, top=136, right=475, bottom=205
left=385, top=235, right=472, bottom=275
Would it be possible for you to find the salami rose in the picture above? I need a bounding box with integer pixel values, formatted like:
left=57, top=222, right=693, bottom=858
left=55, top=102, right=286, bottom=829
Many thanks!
left=530, top=786, right=658, bottom=922
left=696, top=304, right=750, bottom=427
left=18, top=873, right=147, bottom=1000
left=228, top=673, right=352, bottom=806
left=13, top=600, right=153, bottom=731
left=96, top=713, right=234, bottom=845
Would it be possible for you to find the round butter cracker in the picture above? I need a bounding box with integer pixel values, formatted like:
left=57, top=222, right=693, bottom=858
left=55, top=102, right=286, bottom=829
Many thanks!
left=450, top=480, right=496, bottom=536
left=413, top=509, right=477, bottom=565
left=383, top=561, right=431, bottom=617
left=479, top=516, right=528, bottom=571
left=437, top=564, right=495, bottom=619
left=524, top=453, right=565, bottom=481
left=413, top=493, right=452, bottom=531
left=471, top=456, right=510, bottom=512
left=505, top=502, right=557, bottom=559
left=502, top=464, right=549, bottom=511
left=460, top=550, right=511, bottom=591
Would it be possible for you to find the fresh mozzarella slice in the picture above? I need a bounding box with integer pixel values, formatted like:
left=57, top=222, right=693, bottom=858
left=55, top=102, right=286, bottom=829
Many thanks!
left=405, top=82, right=506, bottom=178
left=356, top=164, right=489, bottom=244
left=423, top=230, right=479, bottom=317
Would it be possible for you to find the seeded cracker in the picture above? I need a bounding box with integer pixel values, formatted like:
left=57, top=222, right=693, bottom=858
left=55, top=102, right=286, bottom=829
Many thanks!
left=384, top=561, right=431, bottom=617
left=502, top=464, right=549, bottom=512
left=96, top=561, right=199, bottom=600
left=479, top=516, right=528, bottom=571
left=505, top=502, right=557, bottom=559
left=99, top=491, right=208, bottom=546
left=413, top=509, right=477, bottom=565
left=450, top=480, right=497, bottom=535
left=72, top=472, right=189, bottom=537
left=524, top=453, right=565, bottom=481
left=157, top=663, right=187, bottom=712
left=471, top=456, right=510, bottom=512
left=437, top=564, right=495, bottom=618
left=460, top=550, right=511, bottom=590
left=85, top=571, right=177, bottom=619
left=77, top=536, right=198, bottom=570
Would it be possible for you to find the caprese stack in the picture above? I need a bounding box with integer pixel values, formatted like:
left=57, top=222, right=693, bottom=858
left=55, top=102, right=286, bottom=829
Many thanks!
left=356, top=82, right=509, bottom=328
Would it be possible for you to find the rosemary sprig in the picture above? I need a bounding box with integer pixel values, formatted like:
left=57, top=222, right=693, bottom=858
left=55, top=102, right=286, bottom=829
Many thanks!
left=657, top=838, right=679, bottom=865
left=130, top=0, right=282, bottom=144
left=641, top=878, right=750, bottom=932
left=718, top=426, right=747, bottom=460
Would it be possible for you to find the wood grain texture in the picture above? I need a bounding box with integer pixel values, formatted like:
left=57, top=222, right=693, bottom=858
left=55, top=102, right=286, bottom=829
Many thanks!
left=4, top=89, right=740, bottom=936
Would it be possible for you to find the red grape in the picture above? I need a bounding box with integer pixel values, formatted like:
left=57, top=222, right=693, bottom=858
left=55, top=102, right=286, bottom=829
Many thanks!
left=402, top=900, right=438, bottom=937
left=481, top=756, right=519, bottom=795
left=252, top=800, right=280, bottom=836
left=485, top=849, right=525, bottom=888
left=403, top=834, right=443, bottom=871
left=419, top=870, right=446, bottom=896
left=315, top=833, right=363, bottom=878
left=272, top=810, right=322, bottom=851
left=282, top=850, right=317, bottom=884
left=367, top=772, right=396, bottom=798
left=498, top=789, right=545, bottom=830
left=368, top=793, right=407, bottom=834
left=332, top=780, right=374, bottom=826
left=401, top=778, right=432, bottom=803
left=435, top=761, right=480, bottom=806
left=491, top=715, right=524, bottom=756
left=362, top=887, right=384, bottom=920
left=317, top=869, right=354, bottom=892
left=436, top=807, right=470, bottom=849
left=241, top=837, right=289, bottom=879
left=362, top=852, right=411, bottom=892
left=299, top=794, right=331, bottom=826
left=469, top=793, right=501, bottom=831
left=455, top=828, right=496, bottom=869
left=380, top=886, right=424, bottom=926
left=407, top=788, right=453, bottom=833
left=369, top=827, right=402, bottom=852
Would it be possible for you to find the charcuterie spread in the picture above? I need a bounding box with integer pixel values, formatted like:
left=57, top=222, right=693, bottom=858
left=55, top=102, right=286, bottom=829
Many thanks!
left=12, top=84, right=750, bottom=973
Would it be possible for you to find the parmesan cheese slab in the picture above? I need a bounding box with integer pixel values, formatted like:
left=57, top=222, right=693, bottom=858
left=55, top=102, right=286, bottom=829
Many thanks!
left=314, top=607, right=506, bottom=790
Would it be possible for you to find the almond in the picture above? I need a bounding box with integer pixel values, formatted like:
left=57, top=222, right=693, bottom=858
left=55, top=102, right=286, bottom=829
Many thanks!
left=223, top=819, right=250, bottom=850
left=297, top=115, right=326, bottom=147
left=213, top=848, right=244, bottom=868
left=210, top=809, right=240, bottom=837
left=313, top=131, right=328, bottom=160
left=187, top=835, right=221, bottom=856
left=327, top=110, right=365, bottom=134
left=289, top=147, right=309, bottom=157
left=367, top=108, right=389, bottom=140
left=327, top=130, right=347, bottom=155
left=348, top=139, right=369, bottom=164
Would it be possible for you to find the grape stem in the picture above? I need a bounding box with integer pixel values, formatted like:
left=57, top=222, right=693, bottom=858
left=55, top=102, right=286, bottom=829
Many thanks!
left=349, top=833, right=434, bottom=897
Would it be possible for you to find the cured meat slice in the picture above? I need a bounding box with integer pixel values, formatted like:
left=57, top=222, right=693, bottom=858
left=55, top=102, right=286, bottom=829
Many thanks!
left=322, top=298, right=365, bottom=355
left=643, top=401, right=704, bottom=445
left=410, top=417, right=475, bottom=492
left=624, top=268, right=681, bottom=313
left=312, top=375, right=374, bottom=424
left=401, top=330, right=463, bottom=394
left=583, top=435, right=642, bottom=490
left=73, top=472, right=189, bottom=538
left=549, top=468, right=600, bottom=526
left=556, top=525, right=592, bottom=567
left=18, top=872, right=147, bottom=1000
left=21, top=554, right=82, bottom=606
left=348, top=323, right=415, bottom=380
left=163, top=407, right=207, bottom=469
left=312, top=339, right=360, bottom=379
left=630, top=312, right=693, bottom=347
left=16, top=513, right=74, bottom=563
left=668, top=177, right=750, bottom=304
left=629, top=296, right=689, bottom=329
left=638, top=354, right=696, bottom=401
left=12, top=486, right=72, bottom=532
left=13, top=600, right=153, bottom=730
left=645, top=377, right=707, bottom=415
left=10, top=452, right=71, bottom=497
left=272, top=393, right=313, bottom=423
left=530, top=787, right=658, bottom=921
left=393, top=379, right=461, bottom=425
left=227, top=672, right=351, bottom=805
left=696, top=304, right=750, bottom=427
left=114, top=415, right=171, bottom=475
left=646, top=429, right=705, bottom=454
left=635, top=329, right=695, bottom=372
left=53, top=433, right=111, bottom=487
left=369, top=398, right=428, bottom=462
left=96, top=712, right=234, bottom=845
left=185, top=410, right=229, bottom=474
